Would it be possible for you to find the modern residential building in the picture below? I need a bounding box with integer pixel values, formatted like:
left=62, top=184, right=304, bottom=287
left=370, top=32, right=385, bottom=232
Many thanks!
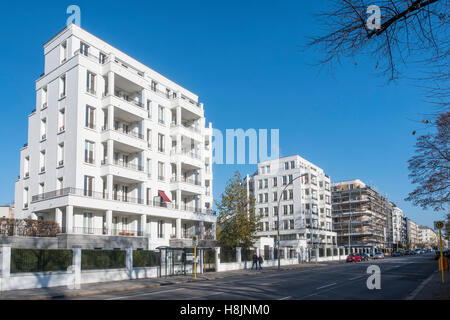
left=406, top=219, right=420, bottom=249
left=246, top=155, right=337, bottom=260
left=391, top=202, right=407, bottom=250
left=418, top=226, right=438, bottom=248
left=14, top=24, right=216, bottom=249
left=332, top=179, right=391, bottom=254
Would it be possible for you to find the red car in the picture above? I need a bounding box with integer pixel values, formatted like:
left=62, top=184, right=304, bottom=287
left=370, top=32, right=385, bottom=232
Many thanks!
left=346, top=253, right=362, bottom=263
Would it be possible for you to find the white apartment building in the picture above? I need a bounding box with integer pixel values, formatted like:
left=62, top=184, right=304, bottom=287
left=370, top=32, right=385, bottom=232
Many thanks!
left=418, top=226, right=438, bottom=248
left=246, top=155, right=337, bottom=259
left=391, top=203, right=407, bottom=249
left=14, top=24, right=216, bottom=249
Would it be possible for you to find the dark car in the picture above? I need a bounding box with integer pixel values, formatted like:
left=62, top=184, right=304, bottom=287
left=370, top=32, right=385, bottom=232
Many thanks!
left=359, top=253, right=370, bottom=261
left=392, top=251, right=403, bottom=257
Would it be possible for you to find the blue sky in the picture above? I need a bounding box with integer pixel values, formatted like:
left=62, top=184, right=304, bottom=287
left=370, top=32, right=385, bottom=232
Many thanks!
left=0, top=1, right=445, bottom=227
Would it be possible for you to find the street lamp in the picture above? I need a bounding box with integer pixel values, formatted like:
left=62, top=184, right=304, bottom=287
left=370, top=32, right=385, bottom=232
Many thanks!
left=276, top=173, right=309, bottom=269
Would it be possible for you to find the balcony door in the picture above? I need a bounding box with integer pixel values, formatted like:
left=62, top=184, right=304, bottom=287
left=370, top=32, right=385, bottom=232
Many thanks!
left=84, top=176, right=94, bottom=197
left=83, top=212, right=93, bottom=234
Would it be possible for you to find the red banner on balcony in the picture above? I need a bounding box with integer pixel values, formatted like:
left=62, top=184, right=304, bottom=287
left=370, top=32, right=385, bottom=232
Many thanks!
left=158, top=190, right=172, bottom=203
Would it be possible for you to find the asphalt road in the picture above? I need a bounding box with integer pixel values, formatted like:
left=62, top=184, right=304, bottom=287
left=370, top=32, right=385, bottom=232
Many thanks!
left=66, top=254, right=437, bottom=300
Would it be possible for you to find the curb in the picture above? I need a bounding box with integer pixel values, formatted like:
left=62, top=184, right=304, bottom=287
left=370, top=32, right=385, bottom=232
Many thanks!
left=404, top=271, right=437, bottom=300
left=9, top=263, right=328, bottom=300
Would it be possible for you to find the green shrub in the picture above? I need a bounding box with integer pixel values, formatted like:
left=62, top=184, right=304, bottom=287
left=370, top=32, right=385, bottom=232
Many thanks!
left=10, top=249, right=72, bottom=273
left=81, top=250, right=125, bottom=270
left=133, top=250, right=160, bottom=268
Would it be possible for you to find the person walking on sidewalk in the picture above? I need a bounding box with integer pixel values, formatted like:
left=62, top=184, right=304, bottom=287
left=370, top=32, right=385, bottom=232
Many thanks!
left=258, top=254, right=264, bottom=270
left=251, top=253, right=258, bottom=270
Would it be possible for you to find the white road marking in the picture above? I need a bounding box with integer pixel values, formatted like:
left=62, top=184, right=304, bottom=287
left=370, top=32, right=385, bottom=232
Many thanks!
left=316, top=283, right=337, bottom=290
left=105, top=288, right=184, bottom=300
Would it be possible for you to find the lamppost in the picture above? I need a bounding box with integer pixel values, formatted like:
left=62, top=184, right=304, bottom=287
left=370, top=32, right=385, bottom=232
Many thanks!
left=276, top=173, right=309, bottom=269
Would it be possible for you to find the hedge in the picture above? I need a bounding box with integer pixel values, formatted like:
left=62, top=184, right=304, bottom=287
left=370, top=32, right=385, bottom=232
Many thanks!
left=10, top=248, right=72, bottom=273
left=133, top=250, right=160, bottom=268
left=81, top=250, right=126, bottom=270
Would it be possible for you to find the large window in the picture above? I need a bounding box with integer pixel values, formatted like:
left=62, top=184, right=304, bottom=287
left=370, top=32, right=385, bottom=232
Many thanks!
left=86, top=71, right=96, bottom=95
left=84, top=176, right=94, bottom=196
left=58, top=108, right=65, bottom=133
left=158, top=105, right=165, bottom=124
left=84, top=140, right=95, bottom=164
left=158, top=162, right=165, bottom=181
left=58, top=143, right=64, bottom=167
left=39, top=150, right=46, bottom=173
left=59, top=74, right=66, bottom=98
left=158, top=134, right=165, bottom=153
left=60, top=41, right=67, bottom=63
left=85, top=106, right=95, bottom=129
left=158, top=220, right=164, bottom=238
left=80, top=42, right=89, bottom=56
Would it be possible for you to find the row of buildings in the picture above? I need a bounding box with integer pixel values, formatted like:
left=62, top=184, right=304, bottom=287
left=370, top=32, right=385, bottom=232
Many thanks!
left=9, top=24, right=442, bottom=256
left=246, top=155, right=440, bottom=257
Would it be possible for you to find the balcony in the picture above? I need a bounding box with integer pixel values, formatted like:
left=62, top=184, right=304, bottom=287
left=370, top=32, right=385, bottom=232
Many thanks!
left=32, top=188, right=108, bottom=203
left=102, top=126, right=145, bottom=141
left=101, top=160, right=147, bottom=182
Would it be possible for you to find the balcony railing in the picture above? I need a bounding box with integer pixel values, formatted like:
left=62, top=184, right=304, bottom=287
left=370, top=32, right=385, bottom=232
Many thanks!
left=170, top=123, right=202, bottom=134
left=102, top=126, right=145, bottom=140
left=111, top=93, right=144, bottom=108
left=171, top=176, right=202, bottom=186
left=170, top=149, right=201, bottom=160
left=31, top=188, right=216, bottom=216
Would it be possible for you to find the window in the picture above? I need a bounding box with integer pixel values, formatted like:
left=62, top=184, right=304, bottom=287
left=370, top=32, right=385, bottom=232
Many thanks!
left=99, top=52, right=107, bottom=64
left=290, top=220, right=295, bottom=229
left=84, top=176, right=94, bottom=196
left=261, top=166, right=265, bottom=174
left=151, top=81, right=157, bottom=92
left=289, top=204, right=294, bottom=214
left=273, top=207, right=279, bottom=216
left=80, top=42, right=89, bottom=56
left=273, top=177, right=277, bottom=187
left=146, top=100, right=152, bottom=118
left=158, top=162, right=165, bottom=181
left=283, top=190, right=288, bottom=200
left=266, top=165, right=271, bottom=174
left=264, top=193, right=268, bottom=203
left=58, top=109, right=65, bottom=132
left=289, top=189, right=293, bottom=200
left=60, top=41, right=67, bottom=63
left=147, top=158, right=152, bottom=176
left=59, top=75, right=66, bottom=98
left=39, top=150, right=46, bottom=173
left=273, top=192, right=278, bottom=202
left=24, top=156, right=30, bottom=178
left=264, top=179, right=268, bottom=188
left=85, top=106, right=95, bottom=129
left=57, top=143, right=64, bottom=167
left=39, top=183, right=44, bottom=195
left=158, top=105, right=165, bottom=124
left=158, top=134, right=165, bottom=153
left=290, top=161, right=295, bottom=169
left=285, top=162, right=289, bottom=170
left=264, top=207, right=269, bottom=217
left=42, top=86, right=48, bottom=109
left=283, top=205, right=288, bottom=215
left=86, top=71, right=96, bottom=95
left=40, top=118, right=47, bottom=141
left=84, top=140, right=95, bottom=164
left=158, top=220, right=164, bottom=238
left=83, top=212, right=93, bottom=233
left=258, top=180, right=263, bottom=189
left=147, top=129, right=152, bottom=148
left=23, top=188, right=29, bottom=209
left=258, top=194, right=263, bottom=203
left=289, top=175, right=293, bottom=183
left=282, top=176, right=287, bottom=185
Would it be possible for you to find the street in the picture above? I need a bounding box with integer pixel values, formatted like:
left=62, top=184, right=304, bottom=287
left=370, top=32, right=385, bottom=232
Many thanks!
left=65, top=254, right=437, bottom=300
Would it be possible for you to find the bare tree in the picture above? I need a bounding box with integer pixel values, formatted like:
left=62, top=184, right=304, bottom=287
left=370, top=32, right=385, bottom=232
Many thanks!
left=406, top=112, right=449, bottom=211
left=309, top=1, right=449, bottom=212
left=308, top=0, right=449, bottom=82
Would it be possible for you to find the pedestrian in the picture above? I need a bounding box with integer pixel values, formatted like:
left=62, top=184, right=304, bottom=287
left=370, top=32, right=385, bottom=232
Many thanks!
left=258, top=254, right=264, bottom=270
left=251, top=253, right=258, bottom=270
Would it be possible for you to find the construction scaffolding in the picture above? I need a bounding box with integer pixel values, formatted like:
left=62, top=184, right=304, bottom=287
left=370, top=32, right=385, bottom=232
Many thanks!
left=331, top=181, right=391, bottom=253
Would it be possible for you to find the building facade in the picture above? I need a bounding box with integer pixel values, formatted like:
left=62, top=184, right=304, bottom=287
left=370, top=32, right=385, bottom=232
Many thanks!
left=246, top=155, right=337, bottom=260
left=391, top=203, right=407, bottom=250
left=14, top=24, right=216, bottom=249
left=0, top=205, right=14, bottom=219
left=332, top=180, right=391, bottom=254
left=406, top=219, right=420, bottom=249
left=418, top=226, right=438, bottom=248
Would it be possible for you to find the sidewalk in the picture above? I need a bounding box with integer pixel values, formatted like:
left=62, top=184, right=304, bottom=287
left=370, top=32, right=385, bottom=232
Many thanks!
left=409, top=270, right=450, bottom=300
left=0, top=262, right=329, bottom=300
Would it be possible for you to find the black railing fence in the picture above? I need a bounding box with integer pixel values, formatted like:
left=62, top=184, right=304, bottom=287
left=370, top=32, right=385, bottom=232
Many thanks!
left=219, top=247, right=237, bottom=263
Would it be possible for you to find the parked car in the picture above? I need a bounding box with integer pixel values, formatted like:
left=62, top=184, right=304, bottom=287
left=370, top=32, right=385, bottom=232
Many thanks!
left=346, top=253, right=362, bottom=263
left=359, top=253, right=370, bottom=261
left=392, top=251, right=403, bottom=257
left=415, top=249, right=423, bottom=255
left=373, top=252, right=384, bottom=259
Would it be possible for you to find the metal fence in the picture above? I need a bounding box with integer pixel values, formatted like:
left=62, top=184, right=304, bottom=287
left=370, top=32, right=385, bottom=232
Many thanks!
left=203, top=249, right=216, bottom=272
left=132, top=250, right=160, bottom=268
left=81, top=250, right=126, bottom=270
left=241, top=248, right=255, bottom=262
left=10, top=248, right=72, bottom=273
left=219, top=247, right=236, bottom=263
